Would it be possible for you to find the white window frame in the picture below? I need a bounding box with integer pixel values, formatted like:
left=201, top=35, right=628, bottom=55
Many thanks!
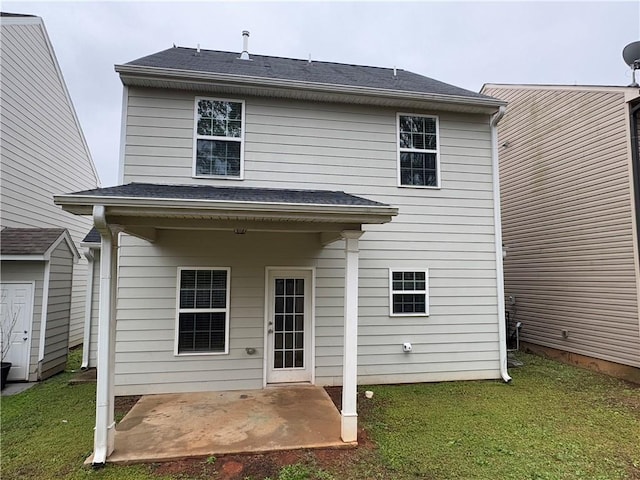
left=389, top=268, right=429, bottom=317
left=192, top=96, right=246, bottom=180
left=174, top=266, right=231, bottom=356
left=396, top=113, right=440, bottom=189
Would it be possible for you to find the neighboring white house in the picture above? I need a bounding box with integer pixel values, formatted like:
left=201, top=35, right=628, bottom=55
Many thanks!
left=481, top=84, right=640, bottom=383
left=55, top=38, right=510, bottom=465
left=0, top=11, right=100, bottom=381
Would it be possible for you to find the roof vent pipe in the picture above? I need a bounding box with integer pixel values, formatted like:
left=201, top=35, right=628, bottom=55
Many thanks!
left=240, top=30, right=250, bottom=60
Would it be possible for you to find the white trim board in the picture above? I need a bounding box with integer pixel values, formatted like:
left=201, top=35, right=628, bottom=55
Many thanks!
left=263, top=266, right=316, bottom=387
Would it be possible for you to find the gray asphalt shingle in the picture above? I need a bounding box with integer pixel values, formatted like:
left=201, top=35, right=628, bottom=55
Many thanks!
left=69, top=183, right=388, bottom=207
left=1, top=227, right=66, bottom=255
left=82, top=227, right=100, bottom=244
left=125, top=47, right=491, bottom=100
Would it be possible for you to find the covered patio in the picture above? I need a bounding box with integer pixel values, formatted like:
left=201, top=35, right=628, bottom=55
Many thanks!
left=54, top=183, right=397, bottom=466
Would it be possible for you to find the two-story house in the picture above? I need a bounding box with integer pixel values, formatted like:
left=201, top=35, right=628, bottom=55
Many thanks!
left=1, top=13, right=100, bottom=384
left=55, top=38, right=509, bottom=465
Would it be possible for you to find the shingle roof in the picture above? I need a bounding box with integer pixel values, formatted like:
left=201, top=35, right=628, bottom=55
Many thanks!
left=82, top=227, right=100, bottom=244
left=69, top=183, right=387, bottom=207
left=1, top=227, right=66, bottom=255
left=125, top=47, right=490, bottom=100
left=0, top=12, right=37, bottom=17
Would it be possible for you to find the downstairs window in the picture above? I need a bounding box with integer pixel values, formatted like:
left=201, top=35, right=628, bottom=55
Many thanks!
left=389, top=269, right=429, bottom=316
left=176, top=267, right=230, bottom=354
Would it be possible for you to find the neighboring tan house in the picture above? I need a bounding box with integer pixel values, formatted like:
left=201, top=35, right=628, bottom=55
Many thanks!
left=55, top=38, right=510, bottom=464
left=481, top=84, right=640, bottom=383
left=0, top=13, right=100, bottom=382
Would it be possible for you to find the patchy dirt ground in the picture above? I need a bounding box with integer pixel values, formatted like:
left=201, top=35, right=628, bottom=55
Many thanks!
left=151, top=428, right=381, bottom=480
left=115, top=387, right=388, bottom=480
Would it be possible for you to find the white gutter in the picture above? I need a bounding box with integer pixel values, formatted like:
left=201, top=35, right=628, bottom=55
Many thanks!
left=92, top=206, right=115, bottom=466
left=54, top=194, right=398, bottom=215
left=115, top=64, right=507, bottom=111
left=490, top=106, right=511, bottom=383
left=53, top=195, right=399, bottom=225
left=81, top=248, right=95, bottom=370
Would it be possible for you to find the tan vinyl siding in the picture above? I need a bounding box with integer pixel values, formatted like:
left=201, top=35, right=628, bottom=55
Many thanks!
left=115, top=88, right=501, bottom=394
left=41, top=241, right=73, bottom=378
left=483, top=85, right=640, bottom=368
left=0, top=21, right=99, bottom=348
left=0, top=261, right=44, bottom=381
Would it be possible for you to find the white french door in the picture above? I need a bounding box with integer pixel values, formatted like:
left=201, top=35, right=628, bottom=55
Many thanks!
left=265, top=269, right=313, bottom=384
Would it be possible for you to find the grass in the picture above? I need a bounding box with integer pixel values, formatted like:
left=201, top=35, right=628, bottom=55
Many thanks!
left=363, top=353, right=640, bottom=479
left=0, top=349, right=158, bottom=480
left=1, top=350, right=638, bottom=479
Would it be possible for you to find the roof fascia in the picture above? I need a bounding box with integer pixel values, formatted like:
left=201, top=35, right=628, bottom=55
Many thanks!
left=482, top=83, right=635, bottom=95
left=53, top=194, right=398, bottom=223
left=116, top=64, right=506, bottom=112
left=0, top=15, right=41, bottom=26
left=0, top=254, right=46, bottom=261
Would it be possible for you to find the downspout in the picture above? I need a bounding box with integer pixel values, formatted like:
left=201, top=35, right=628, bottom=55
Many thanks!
left=81, top=248, right=94, bottom=370
left=92, top=205, right=115, bottom=466
left=491, top=106, right=512, bottom=383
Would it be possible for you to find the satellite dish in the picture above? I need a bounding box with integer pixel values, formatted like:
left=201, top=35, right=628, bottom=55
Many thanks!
left=623, top=41, right=640, bottom=67
left=623, top=41, right=640, bottom=87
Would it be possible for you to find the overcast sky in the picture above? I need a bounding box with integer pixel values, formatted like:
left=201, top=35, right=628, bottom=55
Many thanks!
left=4, top=1, right=640, bottom=186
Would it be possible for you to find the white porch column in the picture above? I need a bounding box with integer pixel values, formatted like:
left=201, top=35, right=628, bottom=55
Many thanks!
left=341, top=230, right=363, bottom=442
left=92, top=206, right=117, bottom=466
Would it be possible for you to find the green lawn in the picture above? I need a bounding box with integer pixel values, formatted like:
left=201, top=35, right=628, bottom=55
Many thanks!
left=364, top=355, right=640, bottom=480
left=1, top=350, right=638, bottom=479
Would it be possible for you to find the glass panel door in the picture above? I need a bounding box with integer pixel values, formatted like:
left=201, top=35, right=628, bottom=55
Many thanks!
left=273, top=278, right=305, bottom=370
left=266, top=269, right=312, bottom=384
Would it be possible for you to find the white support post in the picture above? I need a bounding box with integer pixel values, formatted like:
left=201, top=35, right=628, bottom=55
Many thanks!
left=81, top=248, right=94, bottom=370
left=92, top=206, right=117, bottom=466
left=341, top=230, right=363, bottom=443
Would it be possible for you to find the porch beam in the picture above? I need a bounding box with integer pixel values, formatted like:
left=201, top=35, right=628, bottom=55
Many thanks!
left=124, top=226, right=157, bottom=243
left=107, top=216, right=363, bottom=233
left=341, top=230, right=363, bottom=443
left=320, top=231, right=346, bottom=246
left=92, top=205, right=118, bottom=466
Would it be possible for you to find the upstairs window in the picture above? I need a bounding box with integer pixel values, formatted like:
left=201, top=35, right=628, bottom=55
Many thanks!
left=398, top=114, right=439, bottom=188
left=176, top=267, right=230, bottom=354
left=194, top=98, right=244, bottom=178
left=389, top=269, right=429, bottom=316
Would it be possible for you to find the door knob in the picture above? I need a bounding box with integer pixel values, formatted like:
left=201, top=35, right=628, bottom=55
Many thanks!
left=23, top=337, right=27, bottom=341
left=268, top=328, right=273, bottom=334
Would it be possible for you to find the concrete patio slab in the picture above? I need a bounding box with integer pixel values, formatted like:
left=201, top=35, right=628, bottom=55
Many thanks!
left=106, top=386, right=349, bottom=464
